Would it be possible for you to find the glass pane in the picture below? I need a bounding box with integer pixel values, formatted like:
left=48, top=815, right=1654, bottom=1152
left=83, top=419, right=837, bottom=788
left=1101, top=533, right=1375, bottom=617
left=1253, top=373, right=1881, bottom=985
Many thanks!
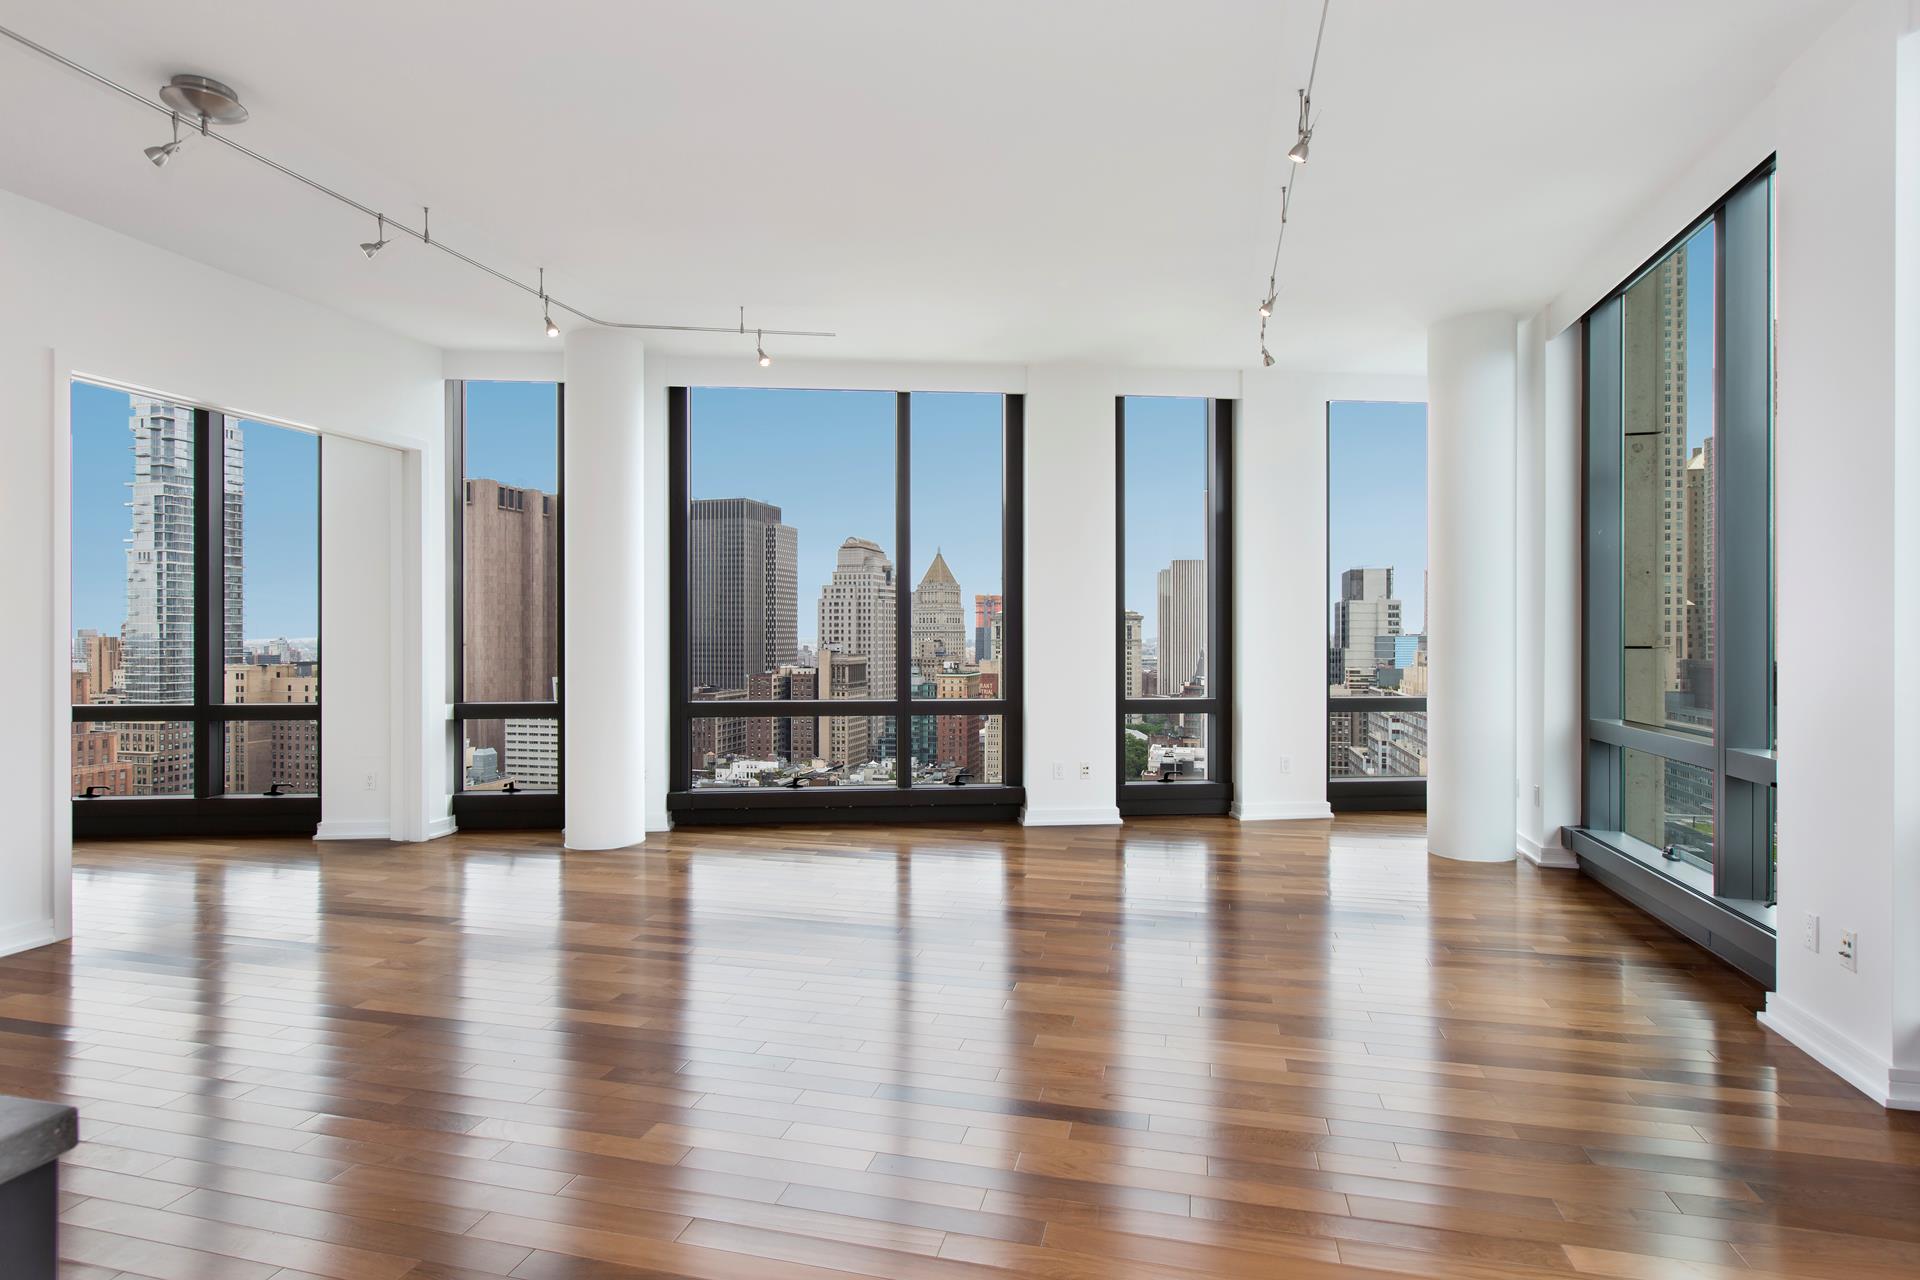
left=71, top=382, right=195, bottom=706
left=1621, top=223, right=1715, bottom=735
left=462, top=381, right=560, bottom=703
left=1622, top=747, right=1714, bottom=871
left=461, top=718, right=560, bottom=791
left=1327, top=402, right=1427, bottom=697
left=908, top=714, right=1003, bottom=785
left=1327, top=709, right=1428, bottom=779
left=1122, top=712, right=1209, bottom=782
left=225, top=420, right=320, bottom=703
left=72, top=721, right=193, bottom=796
left=224, top=720, right=318, bottom=795
left=691, top=716, right=895, bottom=789
left=1122, top=397, right=1208, bottom=699
left=909, top=393, right=1002, bottom=694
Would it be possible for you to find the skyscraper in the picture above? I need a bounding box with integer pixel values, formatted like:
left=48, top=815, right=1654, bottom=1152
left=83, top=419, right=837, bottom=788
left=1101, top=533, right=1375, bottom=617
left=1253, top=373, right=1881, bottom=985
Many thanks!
left=818, top=537, right=895, bottom=699
left=1123, top=610, right=1145, bottom=699
left=1155, top=560, right=1206, bottom=698
left=122, top=398, right=203, bottom=705
left=464, top=477, right=560, bottom=700
left=689, top=498, right=798, bottom=694
left=1332, top=567, right=1402, bottom=691
left=912, top=550, right=965, bottom=671
left=973, top=594, right=1002, bottom=665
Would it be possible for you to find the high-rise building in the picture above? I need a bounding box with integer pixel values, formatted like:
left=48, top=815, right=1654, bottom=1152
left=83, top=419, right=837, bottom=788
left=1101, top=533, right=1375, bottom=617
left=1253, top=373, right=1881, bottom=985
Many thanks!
left=76, top=631, right=122, bottom=703
left=973, top=594, right=1002, bottom=666
left=464, top=477, right=560, bottom=701
left=1123, top=611, right=1145, bottom=699
left=122, top=399, right=205, bottom=704
left=745, top=665, right=820, bottom=763
left=1156, top=560, right=1206, bottom=698
left=223, top=662, right=319, bottom=793
left=819, top=537, right=895, bottom=756
left=689, top=498, right=798, bottom=694
left=504, top=717, right=561, bottom=789
left=912, top=550, right=965, bottom=671
left=1333, top=567, right=1402, bottom=690
left=1683, top=440, right=1715, bottom=688
left=820, top=650, right=871, bottom=767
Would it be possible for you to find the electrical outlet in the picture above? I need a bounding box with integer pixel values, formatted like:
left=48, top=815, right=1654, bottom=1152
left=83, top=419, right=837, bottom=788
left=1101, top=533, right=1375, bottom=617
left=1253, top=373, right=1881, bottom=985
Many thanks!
left=1533, top=785, right=1542, bottom=808
left=1079, top=761, right=1091, bottom=780
left=1278, top=755, right=1293, bottom=775
left=363, top=772, right=378, bottom=792
left=1051, top=762, right=1063, bottom=781
left=1839, top=930, right=1858, bottom=972
left=1803, top=913, right=1819, bottom=952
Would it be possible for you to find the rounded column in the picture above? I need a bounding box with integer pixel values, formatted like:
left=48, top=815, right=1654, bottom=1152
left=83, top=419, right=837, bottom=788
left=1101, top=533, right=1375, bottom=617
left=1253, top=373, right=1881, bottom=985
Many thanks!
left=562, top=329, right=647, bottom=849
left=1427, top=312, right=1518, bottom=861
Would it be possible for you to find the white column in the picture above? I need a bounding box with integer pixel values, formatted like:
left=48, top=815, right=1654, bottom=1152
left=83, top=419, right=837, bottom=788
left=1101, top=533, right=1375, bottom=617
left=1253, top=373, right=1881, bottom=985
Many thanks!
left=562, top=329, right=647, bottom=850
left=1427, top=313, right=1518, bottom=861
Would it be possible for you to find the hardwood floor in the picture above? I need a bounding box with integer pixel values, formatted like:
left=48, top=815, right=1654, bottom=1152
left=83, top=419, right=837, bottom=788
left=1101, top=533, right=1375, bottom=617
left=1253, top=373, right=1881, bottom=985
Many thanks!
left=3, top=814, right=1917, bottom=1279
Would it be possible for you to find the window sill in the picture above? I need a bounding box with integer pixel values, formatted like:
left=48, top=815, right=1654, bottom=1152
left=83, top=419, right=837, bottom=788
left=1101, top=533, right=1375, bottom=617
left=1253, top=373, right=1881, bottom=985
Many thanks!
left=1568, top=827, right=1776, bottom=985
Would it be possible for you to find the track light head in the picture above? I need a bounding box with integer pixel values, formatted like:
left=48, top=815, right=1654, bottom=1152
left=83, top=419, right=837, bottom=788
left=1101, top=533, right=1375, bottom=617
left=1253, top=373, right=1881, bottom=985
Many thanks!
left=359, top=213, right=389, bottom=259
left=545, top=312, right=560, bottom=339
left=360, top=238, right=387, bottom=258
left=1287, top=133, right=1310, bottom=164
left=1261, top=346, right=1276, bottom=368
left=756, top=331, right=771, bottom=367
left=144, top=140, right=182, bottom=167
left=1258, top=294, right=1274, bottom=319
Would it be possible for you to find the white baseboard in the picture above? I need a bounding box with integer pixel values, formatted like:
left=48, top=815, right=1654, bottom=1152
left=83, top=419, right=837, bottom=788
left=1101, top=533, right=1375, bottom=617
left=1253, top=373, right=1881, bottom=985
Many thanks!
left=0, top=918, right=60, bottom=958
left=1517, top=831, right=1579, bottom=868
left=1019, top=806, right=1122, bottom=827
left=423, top=815, right=457, bottom=840
left=1759, top=994, right=1920, bottom=1110
left=314, top=819, right=392, bottom=842
left=1231, top=800, right=1334, bottom=822
left=562, top=829, right=648, bottom=851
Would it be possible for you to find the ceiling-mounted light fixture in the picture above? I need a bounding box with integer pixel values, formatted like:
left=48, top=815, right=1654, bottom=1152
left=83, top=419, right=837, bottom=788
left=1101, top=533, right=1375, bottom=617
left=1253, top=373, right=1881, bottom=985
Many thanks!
left=158, top=73, right=248, bottom=129
left=1257, top=291, right=1275, bottom=319
left=1261, top=346, right=1276, bottom=368
left=757, top=331, right=772, bottom=367
left=143, top=110, right=183, bottom=166
left=539, top=268, right=560, bottom=337
left=1287, top=89, right=1313, bottom=164
left=360, top=212, right=389, bottom=259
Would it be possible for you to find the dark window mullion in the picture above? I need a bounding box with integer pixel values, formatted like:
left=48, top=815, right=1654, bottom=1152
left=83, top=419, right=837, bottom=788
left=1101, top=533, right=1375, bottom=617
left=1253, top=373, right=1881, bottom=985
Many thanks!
left=194, top=408, right=224, bottom=799
left=895, top=391, right=911, bottom=789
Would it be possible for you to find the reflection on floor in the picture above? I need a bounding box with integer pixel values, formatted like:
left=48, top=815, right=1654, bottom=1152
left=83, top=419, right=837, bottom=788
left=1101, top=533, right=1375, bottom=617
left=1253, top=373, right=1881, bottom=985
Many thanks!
left=4, top=814, right=1916, bottom=1279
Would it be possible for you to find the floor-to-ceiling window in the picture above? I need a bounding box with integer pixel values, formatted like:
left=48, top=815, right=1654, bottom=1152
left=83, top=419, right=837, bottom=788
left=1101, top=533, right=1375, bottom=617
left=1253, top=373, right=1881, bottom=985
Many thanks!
left=70, top=380, right=320, bottom=835
left=1576, top=161, right=1776, bottom=982
left=449, top=380, right=564, bottom=828
left=668, top=387, right=1023, bottom=821
left=1115, top=396, right=1233, bottom=816
left=1326, top=400, right=1429, bottom=810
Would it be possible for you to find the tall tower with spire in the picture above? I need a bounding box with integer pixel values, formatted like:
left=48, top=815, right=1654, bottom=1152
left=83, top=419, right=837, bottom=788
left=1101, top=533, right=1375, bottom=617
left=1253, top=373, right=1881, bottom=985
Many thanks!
left=911, top=549, right=965, bottom=672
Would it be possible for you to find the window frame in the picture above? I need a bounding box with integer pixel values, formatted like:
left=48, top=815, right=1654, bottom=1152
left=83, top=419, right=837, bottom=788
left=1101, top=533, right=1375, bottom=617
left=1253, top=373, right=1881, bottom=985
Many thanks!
left=667, top=387, right=1025, bottom=823
left=1114, top=395, right=1234, bottom=817
left=1324, top=401, right=1429, bottom=812
left=1572, top=156, right=1777, bottom=984
left=71, top=395, right=322, bottom=837
left=448, top=379, right=566, bottom=829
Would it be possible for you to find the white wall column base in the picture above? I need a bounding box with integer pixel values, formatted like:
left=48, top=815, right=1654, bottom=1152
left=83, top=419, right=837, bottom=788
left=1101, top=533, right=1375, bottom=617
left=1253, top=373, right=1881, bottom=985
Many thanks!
left=314, top=820, right=393, bottom=842
left=1760, top=995, right=1920, bottom=1110
left=1517, top=832, right=1578, bottom=868
left=0, top=919, right=58, bottom=959
left=1231, top=801, right=1334, bottom=822
left=563, top=830, right=645, bottom=852
left=423, top=816, right=457, bottom=840
left=1019, top=806, right=1122, bottom=827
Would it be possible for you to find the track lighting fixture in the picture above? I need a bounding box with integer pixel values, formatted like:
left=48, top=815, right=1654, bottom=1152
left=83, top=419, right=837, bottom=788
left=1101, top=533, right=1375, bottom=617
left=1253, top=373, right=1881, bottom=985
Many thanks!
left=1258, top=292, right=1275, bottom=319
left=359, top=213, right=389, bottom=259
left=1262, top=346, right=1276, bottom=368
left=144, top=111, right=183, bottom=167
left=757, top=331, right=772, bottom=367
left=546, top=312, right=560, bottom=339
left=540, top=269, right=560, bottom=337
left=1253, top=0, right=1331, bottom=365
left=1288, top=89, right=1313, bottom=165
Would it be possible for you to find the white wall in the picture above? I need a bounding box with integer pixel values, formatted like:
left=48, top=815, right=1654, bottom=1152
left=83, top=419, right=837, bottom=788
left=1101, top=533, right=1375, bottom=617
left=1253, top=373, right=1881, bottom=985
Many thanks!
left=1536, top=0, right=1920, bottom=1106
left=1235, top=369, right=1426, bottom=821
left=0, top=185, right=445, bottom=954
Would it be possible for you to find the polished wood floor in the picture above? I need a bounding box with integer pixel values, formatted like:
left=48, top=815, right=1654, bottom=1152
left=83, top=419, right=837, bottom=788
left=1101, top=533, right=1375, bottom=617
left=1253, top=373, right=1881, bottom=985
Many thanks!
left=2, top=815, right=1916, bottom=1279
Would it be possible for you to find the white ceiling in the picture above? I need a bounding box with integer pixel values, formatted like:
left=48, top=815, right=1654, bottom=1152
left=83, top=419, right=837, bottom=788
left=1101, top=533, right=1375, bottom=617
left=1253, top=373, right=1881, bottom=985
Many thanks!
left=0, top=1, right=1844, bottom=372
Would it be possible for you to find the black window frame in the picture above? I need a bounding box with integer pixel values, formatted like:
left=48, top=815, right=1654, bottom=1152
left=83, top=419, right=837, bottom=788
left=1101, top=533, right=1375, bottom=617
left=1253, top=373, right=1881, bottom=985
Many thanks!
left=1115, top=395, right=1234, bottom=817
left=1324, top=401, right=1429, bottom=813
left=448, top=379, right=566, bottom=830
left=668, top=387, right=1025, bottom=824
left=1570, top=157, right=1777, bottom=986
left=71, top=395, right=322, bottom=838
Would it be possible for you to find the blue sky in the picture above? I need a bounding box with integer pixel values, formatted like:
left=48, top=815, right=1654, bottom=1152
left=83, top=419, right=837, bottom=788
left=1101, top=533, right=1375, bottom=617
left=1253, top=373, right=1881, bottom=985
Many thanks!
left=1684, top=222, right=1715, bottom=452
left=71, top=381, right=319, bottom=642
left=690, top=387, right=1003, bottom=652
left=466, top=379, right=560, bottom=492
left=1328, top=400, right=1427, bottom=634
left=1122, top=396, right=1209, bottom=642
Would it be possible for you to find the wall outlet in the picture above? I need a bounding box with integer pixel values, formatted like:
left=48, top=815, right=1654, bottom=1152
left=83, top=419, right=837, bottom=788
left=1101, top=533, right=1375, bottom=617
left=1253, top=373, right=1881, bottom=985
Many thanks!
left=1839, top=930, right=1858, bottom=972
left=1803, top=913, right=1819, bottom=952
left=1278, top=755, right=1293, bottom=775
left=1078, top=761, right=1091, bottom=780
left=363, top=772, right=378, bottom=792
left=1051, top=762, right=1063, bottom=781
left=1533, top=785, right=1542, bottom=808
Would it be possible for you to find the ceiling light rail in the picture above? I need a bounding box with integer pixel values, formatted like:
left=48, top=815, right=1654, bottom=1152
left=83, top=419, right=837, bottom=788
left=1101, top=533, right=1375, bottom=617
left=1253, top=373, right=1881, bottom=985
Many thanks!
left=1254, top=0, right=1332, bottom=363
left=0, top=22, right=834, bottom=354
